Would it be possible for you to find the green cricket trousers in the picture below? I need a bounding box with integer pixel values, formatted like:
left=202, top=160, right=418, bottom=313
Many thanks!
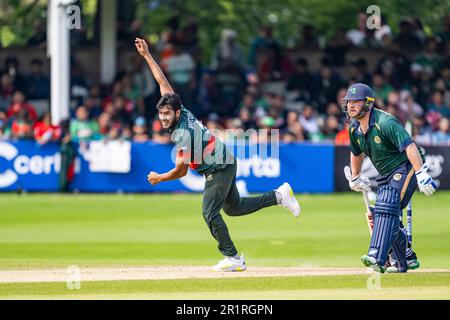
left=202, top=161, right=277, bottom=257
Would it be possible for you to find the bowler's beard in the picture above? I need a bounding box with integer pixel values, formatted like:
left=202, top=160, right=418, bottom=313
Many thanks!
left=168, top=113, right=181, bottom=130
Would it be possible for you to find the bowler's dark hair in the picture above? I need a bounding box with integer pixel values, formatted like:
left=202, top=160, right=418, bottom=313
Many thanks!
left=156, top=93, right=182, bottom=111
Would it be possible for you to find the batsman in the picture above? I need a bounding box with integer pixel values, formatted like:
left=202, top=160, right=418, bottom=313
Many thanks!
left=341, top=83, right=438, bottom=273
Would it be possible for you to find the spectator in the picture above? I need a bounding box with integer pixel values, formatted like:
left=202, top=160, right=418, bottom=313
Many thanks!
left=283, top=111, right=305, bottom=142
left=321, top=115, right=340, bottom=141
left=371, top=73, right=394, bottom=102
left=0, top=73, right=14, bottom=110
left=395, top=18, right=422, bottom=51
left=415, top=37, right=442, bottom=78
left=427, top=90, right=450, bottom=118
left=299, top=104, right=319, bottom=139
left=346, top=13, right=368, bottom=47
left=286, top=58, right=315, bottom=104
left=335, top=122, right=350, bottom=145
left=259, top=42, right=294, bottom=81
left=376, top=45, right=410, bottom=89
left=435, top=13, right=450, bottom=51
left=97, top=112, right=112, bottom=139
left=132, top=116, right=149, bottom=142
left=248, top=25, right=278, bottom=68
left=431, top=118, right=450, bottom=145
left=373, top=14, right=392, bottom=44
left=399, top=90, right=424, bottom=120
left=25, top=59, right=50, bottom=100
left=0, top=109, right=8, bottom=138
left=297, top=24, right=319, bottom=49
left=315, top=58, right=343, bottom=113
left=70, top=106, right=99, bottom=142
left=151, top=118, right=171, bottom=144
left=3, top=56, right=26, bottom=91
left=7, top=91, right=38, bottom=121
left=326, top=28, right=351, bottom=66
left=165, top=42, right=196, bottom=106
left=238, top=107, right=257, bottom=130
left=33, top=112, right=62, bottom=145
left=9, top=108, right=34, bottom=140
left=211, top=29, right=245, bottom=72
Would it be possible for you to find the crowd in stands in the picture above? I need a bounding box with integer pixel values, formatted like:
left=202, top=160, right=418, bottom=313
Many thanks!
left=1, top=13, right=450, bottom=146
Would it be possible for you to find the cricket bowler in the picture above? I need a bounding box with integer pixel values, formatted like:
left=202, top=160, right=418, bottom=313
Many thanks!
left=341, top=83, right=438, bottom=273
left=134, top=38, right=300, bottom=272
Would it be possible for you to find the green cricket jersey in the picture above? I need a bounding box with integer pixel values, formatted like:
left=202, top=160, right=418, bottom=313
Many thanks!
left=349, top=108, right=423, bottom=176
left=170, top=106, right=232, bottom=175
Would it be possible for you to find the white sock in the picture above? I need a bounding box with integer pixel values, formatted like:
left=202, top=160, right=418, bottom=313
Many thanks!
left=275, top=191, right=282, bottom=204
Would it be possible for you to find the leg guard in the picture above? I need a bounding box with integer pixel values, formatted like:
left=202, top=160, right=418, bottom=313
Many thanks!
left=390, top=229, right=408, bottom=272
left=369, top=186, right=403, bottom=267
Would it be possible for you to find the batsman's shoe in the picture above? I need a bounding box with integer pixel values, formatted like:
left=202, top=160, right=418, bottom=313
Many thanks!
left=407, top=258, right=420, bottom=270
left=361, top=255, right=385, bottom=273
left=211, top=255, right=246, bottom=272
left=275, top=183, right=301, bottom=217
left=385, top=266, right=407, bottom=273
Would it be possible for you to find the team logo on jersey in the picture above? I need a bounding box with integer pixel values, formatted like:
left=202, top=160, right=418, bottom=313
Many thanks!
left=394, top=173, right=402, bottom=181
left=374, top=136, right=381, bottom=144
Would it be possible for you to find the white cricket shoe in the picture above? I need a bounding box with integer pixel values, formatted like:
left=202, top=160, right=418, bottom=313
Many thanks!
left=211, top=254, right=246, bottom=272
left=276, top=182, right=301, bottom=217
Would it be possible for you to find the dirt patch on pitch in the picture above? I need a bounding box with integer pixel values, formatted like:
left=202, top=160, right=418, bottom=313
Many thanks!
left=0, top=266, right=449, bottom=284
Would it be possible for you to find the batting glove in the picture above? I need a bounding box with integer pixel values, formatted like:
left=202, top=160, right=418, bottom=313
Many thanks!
left=415, top=164, right=438, bottom=196
left=344, top=166, right=371, bottom=193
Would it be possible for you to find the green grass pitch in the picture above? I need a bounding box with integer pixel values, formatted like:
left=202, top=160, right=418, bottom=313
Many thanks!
left=0, top=192, right=449, bottom=299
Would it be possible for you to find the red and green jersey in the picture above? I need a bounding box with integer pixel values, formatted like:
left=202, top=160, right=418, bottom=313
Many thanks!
left=349, top=108, right=424, bottom=176
left=170, top=106, right=233, bottom=175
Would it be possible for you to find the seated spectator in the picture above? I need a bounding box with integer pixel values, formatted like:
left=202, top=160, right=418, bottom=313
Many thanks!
left=83, top=96, right=103, bottom=119
left=399, top=90, right=424, bottom=119
left=238, top=107, right=257, bottom=130
left=258, top=42, right=294, bottom=81
left=299, top=105, right=319, bottom=139
left=346, top=13, right=368, bottom=47
left=211, top=29, right=245, bottom=72
left=165, top=42, right=196, bottom=106
left=151, top=118, right=171, bottom=144
left=297, top=24, right=319, bottom=49
left=315, top=59, right=343, bottom=113
left=9, top=108, right=34, bottom=140
left=7, top=90, right=38, bottom=121
left=412, top=116, right=432, bottom=146
left=0, top=109, right=8, bottom=138
left=3, top=56, right=26, bottom=91
left=335, top=122, right=350, bottom=145
left=373, top=14, right=392, bottom=44
left=0, top=73, right=14, bottom=110
left=286, top=58, right=315, bottom=103
left=97, top=112, right=112, bottom=139
left=283, top=111, right=305, bottom=142
left=395, top=18, right=423, bottom=51
left=321, top=115, right=340, bottom=141
left=325, top=28, right=351, bottom=66
left=33, top=112, right=62, bottom=145
left=415, top=37, right=442, bottom=78
left=427, top=90, right=450, bottom=118
left=25, top=59, right=50, bottom=100
left=132, top=116, right=150, bottom=142
left=431, top=118, right=450, bottom=145
left=247, top=25, right=278, bottom=68
left=70, top=106, right=99, bottom=142
left=371, top=73, right=394, bottom=102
